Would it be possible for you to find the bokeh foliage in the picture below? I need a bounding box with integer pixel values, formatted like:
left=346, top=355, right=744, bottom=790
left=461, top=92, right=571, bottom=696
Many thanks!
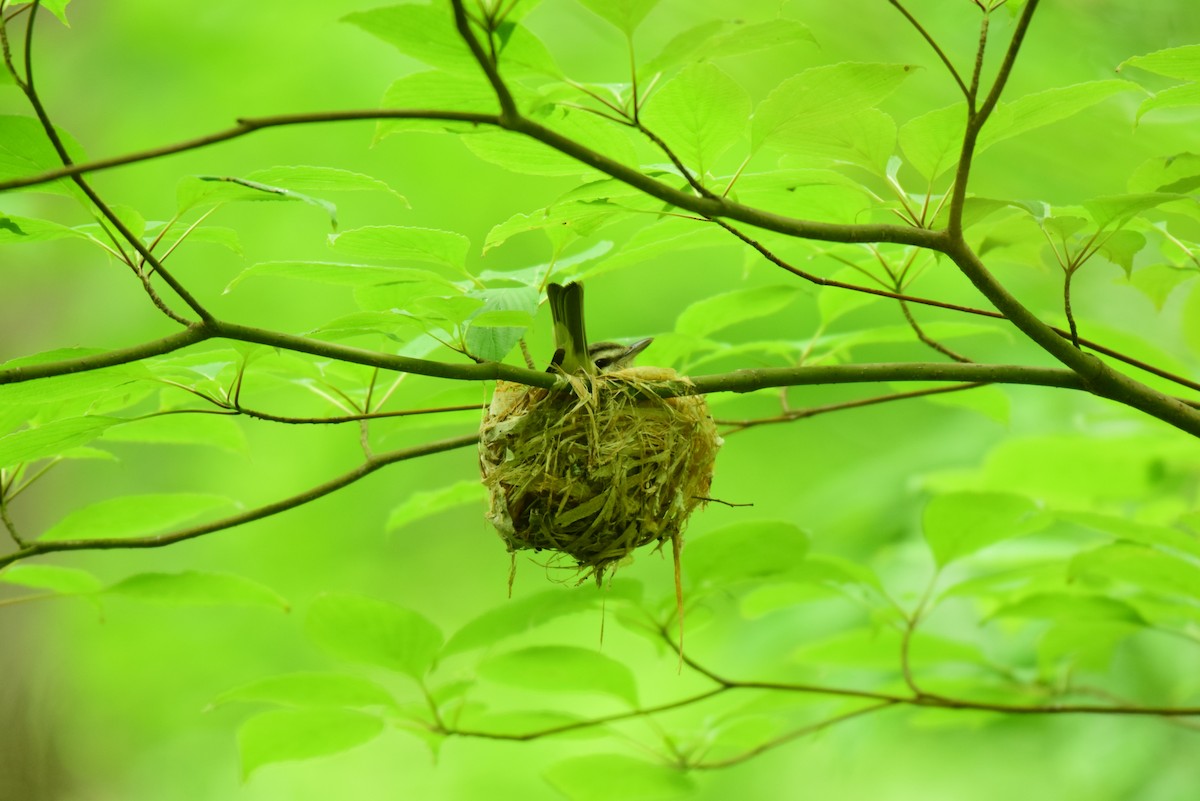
left=2, top=1, right=1200, bottom=799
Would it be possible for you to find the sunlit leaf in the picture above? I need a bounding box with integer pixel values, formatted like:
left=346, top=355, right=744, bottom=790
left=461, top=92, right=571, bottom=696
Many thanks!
left=213, top=672, right=398, bottom=710
left=0, top=115, right=87, bottom=197
left=100, top=413, right=247, bottom=453
left=480, top=645, right=638, bottom=704
left=1127, top=263, right=1195, bottom=309
left=107, top=571, right=288, bottom=609
left=923, top=491, right=1045, bottom=566
left=386, top=479, right=486, bottom=532
left=443, top=588, right=608, bottom=655
left=305, top=593, right=443, bottom=679
left=328, top=226, right=471, bottom=273
left=902, top=81, right=1140, bottom=181
left=1070, top=542, right=1200, bottom=601
left=752, top=63, right=915, bottom=153
left=465, top=286, right=539, bottom=362
left=684, top=521, right=810, bottom=586
left=675, top=285, right=801, bottom=338
left=544, top=754, right=693, bottom=801
left=0, top=416, right=120, bottom=469
left=1135, top=83, right=1200, bottom=121
left=0, top=215, right=87, bottom=243
left=226, top=261, right=459, bottom=292
left=989, top=592, right=1148, bottom=625
left=576, top=0, right=660, bottom=36
left=641, top=63, right=750, bottom=178
left=1120, top=44, right=1200, bottom=81
left=1058, top=510, right=1200, bottom=560
left=463, top=109, right=638, bottom=177
left=1082, top=193, right=1187, bottom=228
left=39, top=494, right=235, bottom=542
left=238, top=708, right=383, bottom=779
left=344, top=4, right=555, bottom=76
left=376, top=71, right=500, bottom=139
left=0, top=563, right=103, bottom=594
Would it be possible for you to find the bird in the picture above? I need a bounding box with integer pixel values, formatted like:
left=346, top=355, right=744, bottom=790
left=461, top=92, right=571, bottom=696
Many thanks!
left=547, top=281, right=652, bottom=375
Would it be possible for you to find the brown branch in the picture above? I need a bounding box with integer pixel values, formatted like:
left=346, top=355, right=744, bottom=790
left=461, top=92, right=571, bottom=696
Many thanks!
left=0, top=433, right=478, bottom=570
left=0, top=109, right=503, bottom=193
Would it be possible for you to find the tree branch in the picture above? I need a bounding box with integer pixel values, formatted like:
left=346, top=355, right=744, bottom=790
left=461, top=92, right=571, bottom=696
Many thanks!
left=0, top=433, right=478, bottom=570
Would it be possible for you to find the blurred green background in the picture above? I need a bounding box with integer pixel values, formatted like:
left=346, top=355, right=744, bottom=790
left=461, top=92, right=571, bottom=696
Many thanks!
left=2, top=1, right=1199, bottom=799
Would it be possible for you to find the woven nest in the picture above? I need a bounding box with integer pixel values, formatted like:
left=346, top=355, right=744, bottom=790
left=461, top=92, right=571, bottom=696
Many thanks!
left=479, top=367, right=721, bottom=587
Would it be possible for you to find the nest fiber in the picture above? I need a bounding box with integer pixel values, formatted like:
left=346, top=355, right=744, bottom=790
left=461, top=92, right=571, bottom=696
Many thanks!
left=479, top=369, right=721, bottom=585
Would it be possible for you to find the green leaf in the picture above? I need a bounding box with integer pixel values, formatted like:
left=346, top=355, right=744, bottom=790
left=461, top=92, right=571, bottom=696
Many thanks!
left=922, top=491, right=1045, bottom=566
left=226, top=261, right=459, bottom=292
left=978, top=80, right=1140, bottom=152
left=100, top=413, right=247, bottom=453
left=0, top=214, right=87, bottom=243
left=213, top=672, right=398, bottom=710
left=238, top=708, right=383, bottom=779
left=684, top=521, right=810, bottom=586
left=1059, top=510, right=1200, bottom=560
left=305, top=593, right=442, bottom=679
left=544, top=754, right=693, bottom=801
left=328, top=226, right=471, bottom=273
left=642, top=18, right=815, bottom=76
left=1127, top=264, right=1195, bottom=310
left=463, top=108, right=638, bottom=177
left=40, top=493, right=234, bottom=542
left=242, top=166, right=406, bottom=203
left=106, top=571, right=288, bottom=609
left=901, top=81, right=1139, bottom=182
left=640, top=19, right=728, bottom=76
left=0, top=563, right=103, bottom=594
left=641, top=63, right=749, bottom=178
left=1096, top=229, right=1147, bottom=275
left=675, top=285, right=801, bottom=338
left=704, top=19, right=815, bottom=59
left=465, top=286, right=539, bottom=362
left=990, top=592, right=1148, bottom=626
left=480, top=645, right=638, bottom=704
left=37, top=0, right=72, bottom=26
left=1129, top=152, right=1200, bottom=193
left=443, top=588, right=605, bottom=656
left=1120, top=44, right=1200, bottom=81
left=386, top=480, right=486, bottom=532
left=1136, top=82, right=1200, bottom=121
left=0, top=115, right=87, bottom=197
left=376, top=71, right=500, bottom=139
left=179, top=176, right=339, bottom=228
left=752, top=63, right=915, bottom=153
left=1070, top=542, right=1200, bottom=601
left=575, top=0, right=660, bottom=36
left=345, top=3, right=555, bottom=76
left=0, top=416, right=120, bottom=469
left=343, top=4, right=476, bottom=73
left=1082, top=193, right=1186, bottom=228
left=898, top=103, right=964, bottom=181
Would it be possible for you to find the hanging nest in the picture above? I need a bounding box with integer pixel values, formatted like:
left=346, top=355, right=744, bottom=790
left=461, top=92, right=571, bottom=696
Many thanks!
left=479, top=367, right=722, bottom=587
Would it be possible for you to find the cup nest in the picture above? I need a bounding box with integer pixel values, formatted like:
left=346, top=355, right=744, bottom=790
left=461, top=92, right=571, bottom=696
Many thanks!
left=479, top=367, right=722, bottom=586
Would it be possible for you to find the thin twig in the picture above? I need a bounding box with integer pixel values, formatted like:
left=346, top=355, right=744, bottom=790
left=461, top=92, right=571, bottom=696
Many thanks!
left=0, top=433, right=479, bottom=570
left=886, top=0, right=970, bottom=99
left=715, top=383, right=987, bottom=432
